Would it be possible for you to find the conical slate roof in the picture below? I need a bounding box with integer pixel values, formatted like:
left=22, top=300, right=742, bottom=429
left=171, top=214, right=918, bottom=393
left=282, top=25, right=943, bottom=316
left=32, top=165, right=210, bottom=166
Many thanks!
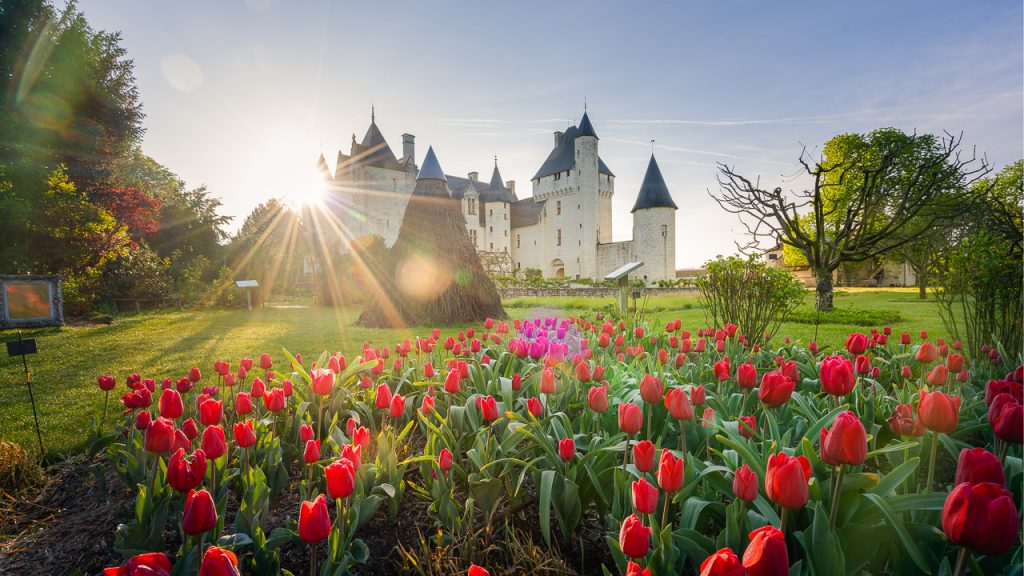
left=631, top=154, right=677, bottom=212
left=353, top=114, right=401, bottom=169
left=416, top=146, right=448, bottom=182
left=576, top=111, right=598, bottom=139
left=480, top=162, right=514, bottom=203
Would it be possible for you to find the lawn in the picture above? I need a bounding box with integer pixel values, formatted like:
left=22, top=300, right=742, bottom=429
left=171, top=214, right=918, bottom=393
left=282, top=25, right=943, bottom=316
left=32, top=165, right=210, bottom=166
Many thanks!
left=0, top=289, right=952, bottom=456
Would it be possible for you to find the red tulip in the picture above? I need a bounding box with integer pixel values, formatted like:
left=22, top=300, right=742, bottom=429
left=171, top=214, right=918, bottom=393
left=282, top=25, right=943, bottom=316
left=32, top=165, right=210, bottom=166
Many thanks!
left=200, top=546, right=239, bottom=576
left=700, top=547, right=745, bottom=576
left=167, top=448, right=207, bottom=493
left=250, top=377, right=265, bottom=399
left=310, top=369, right=334, bottom=397
left=182, top=418, right=199, bottom=440
left=527, top=397, right=543, bottom=418
left=233, top=420, right=256, bottom=448
left=632, top=476, right=659, bottom=514
left=758, top=370, right=794, bottom=408
left=926, top=364, right=948, bottom=386
left=325, top=458, right=356, bottom=499
left=690, top=385, right=706, bottom=406
left=575, top=361, right=591, bottom=383
left=633, top=439, right=656, bottom=472
left=888, top=404, right=924, bottom=437
left=145, top=417, right=175, bottom=453
left=845, top=333, right=867, bottom=356
left=854, top=355, right=871, bottom=376
left=743, top=525, right=788, bottom=576
left=188, top=366, right=202, bottom=383
left=820, top=355, right=855, bottom=397
left=375, top=384, right=392, bottom=410
left=558, top=437, right=575, bottom=462
left=737, top=363, right=757, bottom=389
left=341, top=444, right=361, bottom=469
left=300, top=423, right=315, bottom=443
left=389, top=394, right=406, bottom=418
left=665, top=388, right=693, bottom=420
left=421, top=394, right=435, bottom=415
left=103, top=553, right=172, bottom=576
left=733, top=464, right=758, bottom=502
left=298, top=494, right=331, bottom=543
left=511, top=373, right=523, bottom=390
left=915, top=342, right=938, bottom=364
left=738, top=415, right=756, bottom=439
left=351, top=427, right=370, bottom=451
left=766, top=452, right=811, bottom=509
left=439, top=448, right=453, bottom=472
left=946, top=353, right=964, bottom=373
left=588, top=386, right=609, bottom=413
left=713, top=357, right=731, bottom=381
left=201, top=425, right=226, bottom=460
left=478, top=395, right=499, bottom=422
left=618, top=513, right=651, bottom=559
left=468, top=566, right=489, bottom=576
left=618, top=403, right=643, bottom=435
left=625, top=561, right=652, bottom=576
left=136, top=410, right=152, bottom=431
left=304, top=439, right=321, bottom=464
left=540, top=367, right=556, bottom=394
left=989, top=393, right=1023, bottom=444
left=158, top=389, right=183, bottom=420
left=639, top=374, right=663, bottom=404
left=918, top=390, right=960, bottom=433
left=98, top=374, right=117, bottom=391
left=820, top=411, right=867, bottom=466
left=199, top=399, right=222, bottom=426
left=657, top=449, right=684, bottom=493
left=182, top=489, right=217, bottom=535
left=986, top=379, right=1024, bottom=405
left=235, top=392, right=253, bottom=415
left=942, top=481, right=1020, bottom=555
left=444, top=369, right=461, bottom=394
left=955, top=447, right=1005, bottom=486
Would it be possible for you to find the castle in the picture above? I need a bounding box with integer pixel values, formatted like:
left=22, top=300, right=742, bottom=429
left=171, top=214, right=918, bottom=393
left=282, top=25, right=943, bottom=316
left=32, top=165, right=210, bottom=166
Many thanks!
left=317, top=109, right=678, bottom=282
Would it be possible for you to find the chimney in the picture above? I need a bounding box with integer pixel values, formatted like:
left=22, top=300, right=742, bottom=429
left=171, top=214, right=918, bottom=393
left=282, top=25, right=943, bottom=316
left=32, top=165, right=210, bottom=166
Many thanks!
left=468, top=171, right=478, bottom=182
left=554, top=131, right=564, bottom=147
left=401, top=133, right=415, bottom=164
left=505, top=180, right=515, bottom=194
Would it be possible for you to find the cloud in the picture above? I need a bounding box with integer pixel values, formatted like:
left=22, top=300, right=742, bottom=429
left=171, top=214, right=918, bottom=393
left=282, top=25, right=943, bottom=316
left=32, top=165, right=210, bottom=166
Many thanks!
left=605, top=110, right=890, bottom=127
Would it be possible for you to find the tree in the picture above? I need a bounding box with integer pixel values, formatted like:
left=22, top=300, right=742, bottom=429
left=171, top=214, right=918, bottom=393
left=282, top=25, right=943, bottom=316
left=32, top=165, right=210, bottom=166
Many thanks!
left=228, top=198, right=308, bottom=298
left=711, top=129, right=989, bottom=310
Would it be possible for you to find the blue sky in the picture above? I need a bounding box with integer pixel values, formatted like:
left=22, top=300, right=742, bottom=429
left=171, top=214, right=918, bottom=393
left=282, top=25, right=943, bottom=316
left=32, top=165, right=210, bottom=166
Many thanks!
left=78, top=0, right=1022, bottom=267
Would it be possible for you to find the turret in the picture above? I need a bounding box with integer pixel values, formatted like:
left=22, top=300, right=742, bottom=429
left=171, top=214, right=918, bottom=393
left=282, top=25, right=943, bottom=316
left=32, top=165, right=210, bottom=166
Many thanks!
left=631, top=154, right=677, bottom=282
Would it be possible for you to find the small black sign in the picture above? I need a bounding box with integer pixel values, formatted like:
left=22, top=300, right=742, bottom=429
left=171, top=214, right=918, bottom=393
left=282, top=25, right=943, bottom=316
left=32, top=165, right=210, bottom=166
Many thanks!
left=6, top=338, right=37, bottom=357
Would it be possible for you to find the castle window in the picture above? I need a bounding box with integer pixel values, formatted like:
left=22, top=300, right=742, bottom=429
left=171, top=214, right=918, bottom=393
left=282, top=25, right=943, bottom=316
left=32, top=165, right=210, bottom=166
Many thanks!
left=504, top=230, right=508, bottom=237
left=489, top=209, right=493, bottom=217
left=556, top=201, right=561, bottom=215
left=557, top=229, right=562, bottom=246
left=516, top=235, right=520, bottom=248
left=469, top=229, right=477, bottom=246
left=489, top=226, right=493, bottom=233
left=662, top=224, right=668, bottom=238
left=490, top=242, right=493, bottom=250
left=467, top=198, right=476, bottom=215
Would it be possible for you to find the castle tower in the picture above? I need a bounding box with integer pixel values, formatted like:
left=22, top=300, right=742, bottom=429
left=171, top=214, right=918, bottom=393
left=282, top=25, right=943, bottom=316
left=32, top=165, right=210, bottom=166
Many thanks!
left=574, top=111, right=601, bottom=277
left=631, top=154, right=677, bottom=281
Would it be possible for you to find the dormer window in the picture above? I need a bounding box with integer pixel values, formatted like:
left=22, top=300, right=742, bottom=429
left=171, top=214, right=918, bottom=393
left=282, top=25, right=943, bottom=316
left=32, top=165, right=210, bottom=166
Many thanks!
left=467, top=198, right=476, bottom=215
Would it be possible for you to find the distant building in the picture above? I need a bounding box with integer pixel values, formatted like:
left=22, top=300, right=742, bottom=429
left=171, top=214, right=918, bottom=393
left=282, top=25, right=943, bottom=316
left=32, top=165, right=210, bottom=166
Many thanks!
left=763, top=243, right=917, bottom=287
left=319, top=109, right=678, bottom=282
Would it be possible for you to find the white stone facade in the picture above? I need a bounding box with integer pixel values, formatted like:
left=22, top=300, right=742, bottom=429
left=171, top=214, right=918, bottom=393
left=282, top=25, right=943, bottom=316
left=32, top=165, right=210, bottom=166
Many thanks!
left=321, top=112, right=678, bottom=283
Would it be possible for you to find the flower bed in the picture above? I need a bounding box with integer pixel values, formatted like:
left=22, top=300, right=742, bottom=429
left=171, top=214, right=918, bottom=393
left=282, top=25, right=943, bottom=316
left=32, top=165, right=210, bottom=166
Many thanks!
left=95, top=316, right=1021, bottom=575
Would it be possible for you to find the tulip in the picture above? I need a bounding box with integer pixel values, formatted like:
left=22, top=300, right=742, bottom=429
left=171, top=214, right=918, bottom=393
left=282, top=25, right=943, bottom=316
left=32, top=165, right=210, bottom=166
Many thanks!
left=955, top=448, right=1005, bottom=486
left=468, top=566, right=489, bottom=576
left=900, top=365, right=913, bottom=380
left=766, top=452, right=811, bottom=511
left=631, top=476, right=659, bottom=514
left=625, top=561, right=652, bottom=576
left=421, top=394, right=435, bottom=415
left=526, top=397, right=544, bottom=418
left=918, top=390, right=960, bottom=433
left=167, top=448, right=207, bottom=493
left=250, top=377, right=265, bottom=399
left=700, top=547, right=745, bottom=576
left=444, top=369, right=461, bottom=393
left=171, top=429, right=190, bottom=453
left=738, top=415, right=756, bottom=439
left=618, top=513, right=651, bottom=559
left=389, top=394, right=406, bottom=418
left=758, top=370, right=794, bottom=409
left=188, top=366, right=202, bottom=383
left=201, top=425, right=226, bottom=461
left=375, top=384, right=392, bottom=410
left=325, top=458, right=356, bottom=499
left=351, top=427, right=370, bottom=451
left=588, top=386, right=609, bottom=413
left=820, top=411, right=867, bottom=466
left=989, top=393, right=1023, bottom=444
left=736, top=362, right=757, bottom=390
left=182, top=418, right=199, bottom=440
left=743, top=525, right=788, bottom=576
left=733, top=464, right=758, bottom=502
left=916, top=342, right=938, bottom=364
left=341, top=444, right=361, bottom=469
left=438, top=448, right=453, bottom=472
left=304, top=439, right=321, bottom=464
left=946, top=353, right=965, bottom=373
left=665, top=388, right=693, bottom=420
left=145, top=417, right=175, bottom=454
left=299, top=494, right=332, bottom=544
left=103, top=553, right=172, bottom=576
left=633, top=439, right=656, bottom=472
left=618, top=403, right=643, bottom=435
left=657, top=449, right=684, bottom=494
left=511, top=373, right=523, bottom=390
left=942, top=481, right=1019, bottom=558
left=478, top=395, right=499, bottom=422
left=845, top=333, right=867, bottom=356
left=199, top=399, right=222, bottom=427
left=200, top=546, right=240, bottom=576
left=854, top=355, right=871, bottom=376
left=639, top=374, right=663, bottom=404
left=300, top=423, right=315, bottom=443
left=926, top=364, right=948, bottom=386
left=158, top=389, right=183, bottom=420
left=558, top=437, right=575, bottom=462
left=233, top=420, right=256, bottom=449
left=820, top=355, right=856, bottom=397
left=136, top=410, right=152, bottom=431
left=690, top=385, right=706, bottom=406
left=540, top=367, right=556, bottom=394
left=888, top=403, right=924, bottom=437
left=575, top=361, right=591, bottom=383
left=182, top=489, right=217, bottom=535
left=713, top=357, right=731, bottom=381
left=310, top=369, right=334, bottom=397
left=234, top=392, right=253, bottom=415
left=985, top=379, right=1023, bottom=405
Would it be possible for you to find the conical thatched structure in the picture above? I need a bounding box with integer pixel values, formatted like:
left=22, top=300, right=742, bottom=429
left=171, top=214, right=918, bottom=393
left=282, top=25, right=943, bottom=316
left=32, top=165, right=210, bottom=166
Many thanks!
left=358, top=147, right=506, bottom=328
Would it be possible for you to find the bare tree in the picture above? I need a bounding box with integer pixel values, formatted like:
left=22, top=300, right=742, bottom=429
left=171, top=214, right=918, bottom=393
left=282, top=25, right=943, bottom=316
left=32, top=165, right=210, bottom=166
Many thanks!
left=710, top=130, right=990, bottom=310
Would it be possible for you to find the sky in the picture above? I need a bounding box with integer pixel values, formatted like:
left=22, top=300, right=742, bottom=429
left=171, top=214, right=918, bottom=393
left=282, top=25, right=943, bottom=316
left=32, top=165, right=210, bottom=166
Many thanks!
left=77, top=0, right=1023, bottom=268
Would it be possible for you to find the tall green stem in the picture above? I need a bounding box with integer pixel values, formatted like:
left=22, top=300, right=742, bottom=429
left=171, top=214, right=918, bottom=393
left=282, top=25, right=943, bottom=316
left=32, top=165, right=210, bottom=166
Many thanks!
left=830, top=464, right=845, bottom=529
left=926, top=432, right=940, bottom=492
left=952, top=546, right=969, bottom=576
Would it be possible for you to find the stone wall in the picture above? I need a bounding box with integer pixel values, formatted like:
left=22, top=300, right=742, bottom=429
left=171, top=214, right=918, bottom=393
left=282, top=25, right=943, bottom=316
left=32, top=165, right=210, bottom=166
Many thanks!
left=498, top=286, right=699, bottom=299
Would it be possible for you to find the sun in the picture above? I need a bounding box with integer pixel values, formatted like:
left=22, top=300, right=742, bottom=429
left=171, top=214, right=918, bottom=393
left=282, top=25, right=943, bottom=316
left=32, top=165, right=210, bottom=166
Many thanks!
left=284, top=168, right=328, bottom=209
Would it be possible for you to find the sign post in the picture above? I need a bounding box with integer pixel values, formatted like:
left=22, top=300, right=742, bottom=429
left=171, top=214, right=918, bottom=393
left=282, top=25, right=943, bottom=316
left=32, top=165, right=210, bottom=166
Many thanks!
left=6, top=332, right=44, bottom=456
left=604, top=262, right=644, bottom=316
left=235, top=280, right=259, bottom=311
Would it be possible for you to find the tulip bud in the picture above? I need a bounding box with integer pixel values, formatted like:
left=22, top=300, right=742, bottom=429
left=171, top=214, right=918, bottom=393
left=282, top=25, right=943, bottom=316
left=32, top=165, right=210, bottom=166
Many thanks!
left=819, top=411, right=867, bottom=466
left=743, top=526, right=788, bottom=576
left=765, top=452, right=811, bottom=510
left=657, top=449, right=684, bottom=493
left=618, top=514, right=651, bottom=559
left=200, top=546, right=239, bottom=576
left=758, top=370, right=795, bottom=408
left=233, top=420, right=256, bottom=448
left=527, top=397, right=543, bottom=418
left=631, top=477, right=659, bottom=514
left=700, top=547, right=745, bottom=576
left=733, top=464, right=758, bottom=502
left=439, top=448, right=453, bottom=472
left=558, top=437, right=575, bottom=462
left=325, top=458, right=356, bottom=499
left=182, top=489, right=217, bottom=535
left=918, top=390, right=960, bottom=433
left=942, top=481, right=1019, bottom=555
left=738, top=415, right=756, bottom=439
left=955, top=447, right=1006, bottom=486
left=618, top=403, right=643, bottom=435
left=737, top=363, right=757, bottom=389
left=665, top=388, right=693, bottom=420
left=389, top=394, right=406, bottom=418
left=298, top=494, right=331, bottom=543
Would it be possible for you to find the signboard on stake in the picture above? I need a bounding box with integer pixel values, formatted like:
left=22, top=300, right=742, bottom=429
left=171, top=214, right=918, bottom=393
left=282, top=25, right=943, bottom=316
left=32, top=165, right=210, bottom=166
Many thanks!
left=604, top=262, right=644, bottom=316
left=6, top=332, right=44, bottom=457
left=0, top=275, right=63, bottom=328
left=235, top=280, right=259, bottom=311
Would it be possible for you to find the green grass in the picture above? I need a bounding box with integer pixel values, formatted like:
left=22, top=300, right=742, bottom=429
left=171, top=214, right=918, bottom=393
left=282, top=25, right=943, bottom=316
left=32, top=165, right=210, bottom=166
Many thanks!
left=0, top=289, right=951, bottom=456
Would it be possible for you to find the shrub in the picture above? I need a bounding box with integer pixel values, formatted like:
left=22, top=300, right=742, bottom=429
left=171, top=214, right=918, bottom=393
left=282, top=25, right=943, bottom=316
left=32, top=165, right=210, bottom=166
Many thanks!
left=696, top=255, right=805, bottom=343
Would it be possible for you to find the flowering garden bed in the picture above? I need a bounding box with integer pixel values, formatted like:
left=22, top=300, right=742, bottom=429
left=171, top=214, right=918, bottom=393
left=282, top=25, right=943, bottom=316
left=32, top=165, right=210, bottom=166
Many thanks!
left=45, top=316, right=1024, bottom=574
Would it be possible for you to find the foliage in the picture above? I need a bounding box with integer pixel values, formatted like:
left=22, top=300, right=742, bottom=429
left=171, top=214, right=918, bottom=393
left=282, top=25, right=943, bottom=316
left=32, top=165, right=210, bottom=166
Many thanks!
left=319, top=234, right=389, bottom=307
left=228, top=198, right=308, bottom=299
left=696, top=255, right=805, bottom=343
left=98, top=243, right=172, bottom=302
left=713, top=128, right=990, bottom=311
left=784, top=306, right=902, bottom=327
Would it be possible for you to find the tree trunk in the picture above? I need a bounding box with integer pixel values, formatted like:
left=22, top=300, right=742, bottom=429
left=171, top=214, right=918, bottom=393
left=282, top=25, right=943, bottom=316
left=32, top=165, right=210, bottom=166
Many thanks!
left=918, top=282, right=927, bottom=300
left=815, top=269, right=834, bottom=311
